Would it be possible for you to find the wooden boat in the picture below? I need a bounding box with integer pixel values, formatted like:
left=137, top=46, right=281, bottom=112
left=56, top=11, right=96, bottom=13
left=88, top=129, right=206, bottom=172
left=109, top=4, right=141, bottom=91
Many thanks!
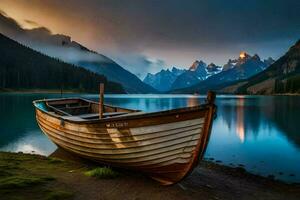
left=33, top=89, right=216, bottom=185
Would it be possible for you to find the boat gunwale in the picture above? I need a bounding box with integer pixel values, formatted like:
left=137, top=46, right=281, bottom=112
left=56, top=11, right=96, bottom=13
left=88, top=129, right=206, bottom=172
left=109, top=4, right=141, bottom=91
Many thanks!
left=33, top=97, right=210, bottom=124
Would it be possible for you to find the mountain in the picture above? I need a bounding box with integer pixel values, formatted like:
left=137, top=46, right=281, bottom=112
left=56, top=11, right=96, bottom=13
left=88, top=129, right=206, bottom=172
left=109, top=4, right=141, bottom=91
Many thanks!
left=143, top=67, right=185, bottom=92
left=264, top=57, right=275, bottom=67
left=171, top=60, right=210, bottom=90
left=233, top=40, right=300, bottom=94
left=171, top=52, right=274, bottom=94
left=206, top=63, right=222, bottom=76
left=0, top=33, right=124, bottom=93
left=0, top=12, right=156, bottom=93
left=170, top=60, right=223, bottom=91
left=212, top=52, right=271, bottom=82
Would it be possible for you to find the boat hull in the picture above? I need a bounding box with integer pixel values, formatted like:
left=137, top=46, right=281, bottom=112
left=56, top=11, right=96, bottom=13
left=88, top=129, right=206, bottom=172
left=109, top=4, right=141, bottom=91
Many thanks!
left=34, top=101, right=215, bottom=185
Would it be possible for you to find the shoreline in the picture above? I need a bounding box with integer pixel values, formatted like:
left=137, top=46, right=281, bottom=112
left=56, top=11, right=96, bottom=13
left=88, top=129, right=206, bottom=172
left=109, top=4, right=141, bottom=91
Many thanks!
left=1, top=150, right=299, bottom=200
left=0, top=89, right=86, bottom=94
left=0, top=89, right=299, bottom=96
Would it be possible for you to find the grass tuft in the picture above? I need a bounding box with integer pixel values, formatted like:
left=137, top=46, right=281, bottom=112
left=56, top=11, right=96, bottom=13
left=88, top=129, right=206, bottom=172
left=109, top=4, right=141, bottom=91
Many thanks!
left=48, top=158, right=64, bottom=164
left=84, top=167, right=119, bottom=179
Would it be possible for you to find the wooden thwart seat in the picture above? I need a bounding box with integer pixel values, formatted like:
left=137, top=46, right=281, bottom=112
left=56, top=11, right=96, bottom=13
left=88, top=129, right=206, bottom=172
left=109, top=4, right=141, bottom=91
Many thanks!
left=65, top=105, right=90, bottom=109
left=77, top=112, right=128, bottom=119
left=46, top=100, right=130, bottom=119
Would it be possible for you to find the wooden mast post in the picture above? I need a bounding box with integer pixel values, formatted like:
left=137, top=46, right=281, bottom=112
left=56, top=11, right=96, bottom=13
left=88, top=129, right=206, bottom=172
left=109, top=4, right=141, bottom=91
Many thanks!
left=207, top=91, right=216, bottom=104
left=99, top=83, right=104, bottom=119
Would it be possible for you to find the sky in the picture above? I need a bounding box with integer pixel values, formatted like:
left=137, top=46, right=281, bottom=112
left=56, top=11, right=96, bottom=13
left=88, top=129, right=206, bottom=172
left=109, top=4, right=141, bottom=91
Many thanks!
left=0, top=0, right=300, bottom=77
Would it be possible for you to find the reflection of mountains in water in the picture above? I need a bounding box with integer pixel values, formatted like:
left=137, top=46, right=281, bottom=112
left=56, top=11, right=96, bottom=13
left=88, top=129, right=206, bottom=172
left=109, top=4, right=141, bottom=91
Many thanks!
left=220, top=98, right=262, bottom=142
left=219, top=97, right=300, bottom=148
left=262, top=97, right=300, bottom=148
left=104, top=96, right=203, bottom=112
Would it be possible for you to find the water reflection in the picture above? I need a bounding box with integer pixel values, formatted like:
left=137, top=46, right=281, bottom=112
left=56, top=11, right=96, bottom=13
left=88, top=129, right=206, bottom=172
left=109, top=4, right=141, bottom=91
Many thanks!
left=1, top=130, right=55, bottom=155
left=262, top=97, right=300, bottom=148
left=236, top=98, right=245, bottom=143
left=102, top=96, right=197, bottom=112
left=0, top=94, right=59, bottom=154
left=187, top=97, right=201, bottom=107
left=206, top=96, right=300, bottom=183
left=218, top=98, right=269, bottom=142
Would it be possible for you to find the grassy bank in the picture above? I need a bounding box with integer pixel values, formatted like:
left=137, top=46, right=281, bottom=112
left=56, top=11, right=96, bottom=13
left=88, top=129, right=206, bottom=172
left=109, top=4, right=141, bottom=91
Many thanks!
left=0, top=152, right=75, bottom=200
left=1, top=151, right=299, bottom=200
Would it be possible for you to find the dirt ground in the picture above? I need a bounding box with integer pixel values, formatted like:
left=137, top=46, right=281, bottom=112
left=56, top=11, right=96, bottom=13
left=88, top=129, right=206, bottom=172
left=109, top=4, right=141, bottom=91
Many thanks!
left=1, top=149, right=299, bottom=200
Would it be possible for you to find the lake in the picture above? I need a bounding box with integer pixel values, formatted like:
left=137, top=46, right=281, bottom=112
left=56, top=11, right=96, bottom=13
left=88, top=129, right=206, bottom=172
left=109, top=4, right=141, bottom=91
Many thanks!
left=0, top=93, right=299, bottom=183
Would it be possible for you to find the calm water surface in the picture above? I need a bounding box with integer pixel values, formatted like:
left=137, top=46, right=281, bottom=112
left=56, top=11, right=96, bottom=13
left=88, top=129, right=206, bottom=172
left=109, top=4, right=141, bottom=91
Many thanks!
left=0, top=93, right=299, bottom=183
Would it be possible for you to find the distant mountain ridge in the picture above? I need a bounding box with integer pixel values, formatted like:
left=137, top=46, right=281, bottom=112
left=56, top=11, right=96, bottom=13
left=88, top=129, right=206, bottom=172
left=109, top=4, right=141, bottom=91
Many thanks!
left=0, top=12, right=156, bottom=93
left=231, top=40, right=300, bottom=94
left=144, top=60, right=223, bottom=91
left=171, top=60, right=213, bottom=90
left=144, top=52, right=274, bottom=93
left=172, top=39, right=300, bottom=95
left=206, top=63, right=223, bottom=76
left=143, top=67, right=186, bottom=92
left=170, top=52, right=274, bottom=94
left=210, top=52, right=273, bottom=83
left=0, top=33, right=124, bottom=93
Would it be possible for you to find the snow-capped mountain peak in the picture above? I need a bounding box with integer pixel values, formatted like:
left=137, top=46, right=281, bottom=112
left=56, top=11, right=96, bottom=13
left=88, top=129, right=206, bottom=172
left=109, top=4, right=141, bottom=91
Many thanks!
left=189, top=60, right=206, bottom=71
left=143, top=67, right=186, bottom=92
left=206, top=63, right=222, bottom=76
left=239, top=51, right=250, bottom=59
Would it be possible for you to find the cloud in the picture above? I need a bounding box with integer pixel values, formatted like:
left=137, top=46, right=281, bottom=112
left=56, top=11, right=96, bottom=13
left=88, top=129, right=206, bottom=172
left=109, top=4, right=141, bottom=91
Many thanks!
left=0, top=9, right=24, bottom=34
left=23, top=19, right=40, bottom=28
left=39, top=0, right=299, bottom=51
left=1, top=1, right=300, bottom=72
left=108, top=52, right=166, bottom=78
left=0, top=11, right=110, bottom=61
left=0, top=9, right=7, bottom=16
left=0, top=10, right=168, bottom=78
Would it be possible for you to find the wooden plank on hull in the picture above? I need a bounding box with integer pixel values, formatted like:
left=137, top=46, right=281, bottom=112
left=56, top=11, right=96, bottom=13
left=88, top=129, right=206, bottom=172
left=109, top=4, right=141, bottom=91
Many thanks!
left=38, top=118, right=202, bottom=147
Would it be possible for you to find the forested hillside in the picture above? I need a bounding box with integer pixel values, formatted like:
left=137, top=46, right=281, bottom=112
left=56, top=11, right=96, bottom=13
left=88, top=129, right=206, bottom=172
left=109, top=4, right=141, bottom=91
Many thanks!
left=0, top=33, right=124, bottom=93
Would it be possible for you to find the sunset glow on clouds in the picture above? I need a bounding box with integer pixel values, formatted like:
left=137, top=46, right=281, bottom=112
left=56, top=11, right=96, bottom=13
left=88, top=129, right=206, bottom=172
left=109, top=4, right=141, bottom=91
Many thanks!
left=0, top=0, right=299, bottom=76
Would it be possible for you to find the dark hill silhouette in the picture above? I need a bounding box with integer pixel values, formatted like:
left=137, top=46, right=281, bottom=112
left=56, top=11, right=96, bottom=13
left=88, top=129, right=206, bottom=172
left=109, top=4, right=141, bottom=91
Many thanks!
left=0, top=12, right=156, bottom=93
left=0, top=33, right=124, bottom=93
